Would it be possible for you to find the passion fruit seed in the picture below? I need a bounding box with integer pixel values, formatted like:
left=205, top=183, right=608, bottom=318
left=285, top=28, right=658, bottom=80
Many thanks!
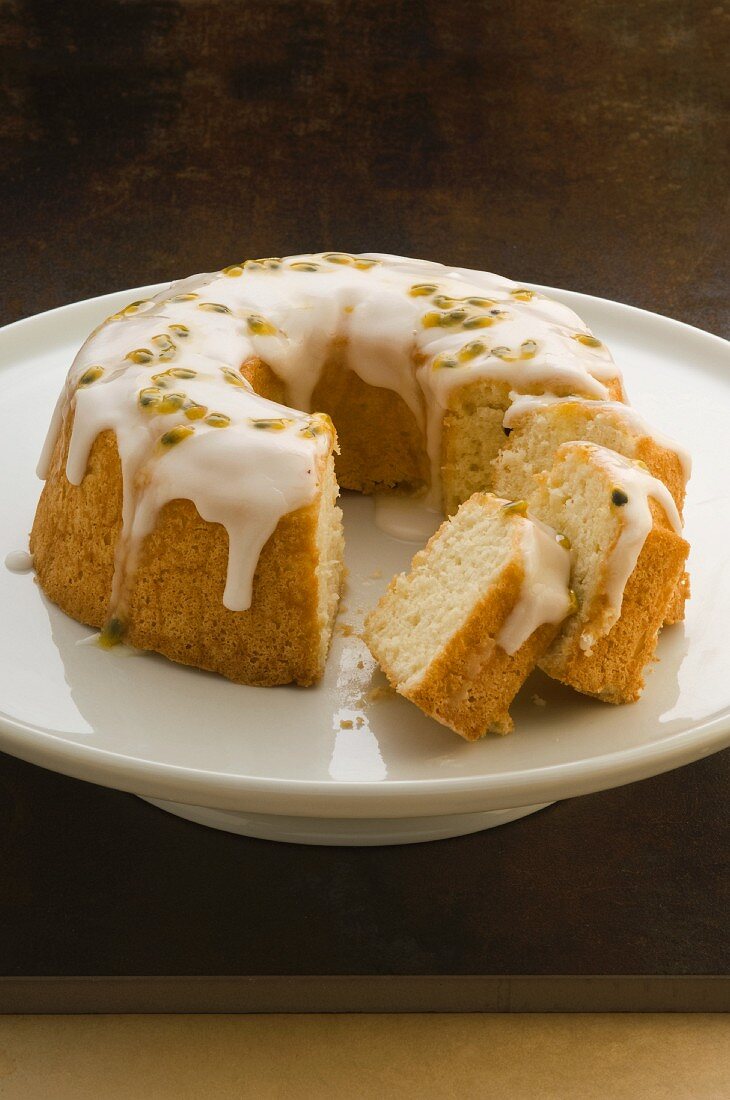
left=222, top=264, right=244, bottom=277
left=556, top=532, right=572, bottom=550
left=491, top=345, right=517, bottom=361
left=99, top=617, right=126, bottom=649
left=166, top=367, right=196, bottom=379
left=289, top=262, right=320, bottom=272
left=169, top=293, right=199, bottom=302
left=122, top=300, right=150, bottom=316
left=138, top=387, right=162, bottom=409
left=158, top=392, right=187, bottom=414
left=574, top=333, right=602, bottom=348
left=246, top=314, right=277, bottom=336
left=433, top=353, right=460, bottom=369
left=152, top=334, right=176, bottom=350
left=160, top=425, right=195, bottom=448
left=433, top=295, right=458, bottom=309
left=78, top=366, right=104, bottom=386
left=462, top=316, right=494, bottom=329
left=250, top=417, right=290, bottom=431
left=568, top=589, right=579, bottom=614
left=511, top=288, right=536, bottom=301
left=169, top=324, right=190, bottom=338
left=184, top=403, right=208, bottom=420
left=521, top=339, right=538, bottom=358
left=300, top=416, right=328, bottom=437
left=198, top=302, right=232, bottom=314
left=322, top=253, right=354, bottom=264
left=409, top=283, right=438, bottom=297
left=502, top=500, right=529, bottom=516
left=126, top=348, right=154, bottom=364
left=467, top=297, right=496, bottom=307
left=458, top=340, right=487, bottom=361
left=205, top=413, right=231, bottom=428
left=221, top=367, right=246, bottom=387
left=443, top=308, right=469, bottom=326
left=246, top=257, right=282, bottom=270
left=611, top=488, right=629, bottom=506
left=354, top=258, right=378, bottom=269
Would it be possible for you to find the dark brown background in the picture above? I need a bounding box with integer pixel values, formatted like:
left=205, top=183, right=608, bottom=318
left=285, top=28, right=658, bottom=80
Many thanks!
left=0, top=0, right=728, bottom=991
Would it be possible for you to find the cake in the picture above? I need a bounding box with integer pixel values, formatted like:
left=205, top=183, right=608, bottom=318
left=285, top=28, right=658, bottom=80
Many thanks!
left=362, top=494, right=573, bottom=738
left=492, top=393, right=691, bottom=622
left=507, top=441, right=690, bottom=703
left=32, top=252, right=630, bottom=687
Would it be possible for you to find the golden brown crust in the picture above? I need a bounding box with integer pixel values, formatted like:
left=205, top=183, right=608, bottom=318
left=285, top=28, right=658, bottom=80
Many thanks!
left=539, top=503, right=689, bottom=703
left=367, top=556, right=559, bottom=741
left=31, top=409, right=339, bottom=686
left=634, top=437, right=686, bottom=512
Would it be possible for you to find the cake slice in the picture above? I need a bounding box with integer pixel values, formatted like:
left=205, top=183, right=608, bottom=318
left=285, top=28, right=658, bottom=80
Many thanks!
left=362, top=493, right=573, bottom=739
left=526, top=442, right=689, bottom=703
left=493, top=394, right=691, bottom=621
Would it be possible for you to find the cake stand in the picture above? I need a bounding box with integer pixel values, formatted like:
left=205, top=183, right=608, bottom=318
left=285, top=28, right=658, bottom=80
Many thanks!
left=0, top=282, right=728, bottom=844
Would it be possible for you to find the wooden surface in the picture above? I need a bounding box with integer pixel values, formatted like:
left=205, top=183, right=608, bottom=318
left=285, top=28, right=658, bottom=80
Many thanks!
left=0, top=751, right=728, bottom=990
left=0, top=0, right=728, bottom=1009
left=0, top=1014, right=728, bottom=1098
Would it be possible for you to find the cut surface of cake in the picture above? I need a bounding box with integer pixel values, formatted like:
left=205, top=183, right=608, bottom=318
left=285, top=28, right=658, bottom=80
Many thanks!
left=493, top=392, right=691, bottom=624
left=494, top=393, right=690, bottom=511
left=32, top=252, right=628, bottom=687
left=517, top=442, right=689, bottom=703
left=362, top=493, right=573, bottom=739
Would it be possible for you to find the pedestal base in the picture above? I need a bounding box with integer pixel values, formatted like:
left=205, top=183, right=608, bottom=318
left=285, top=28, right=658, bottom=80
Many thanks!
left=141, top=798, right=554, bottom=845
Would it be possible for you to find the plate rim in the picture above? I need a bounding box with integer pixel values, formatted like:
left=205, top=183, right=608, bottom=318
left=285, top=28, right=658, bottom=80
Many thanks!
left=1, top=279, right=729, bottom=817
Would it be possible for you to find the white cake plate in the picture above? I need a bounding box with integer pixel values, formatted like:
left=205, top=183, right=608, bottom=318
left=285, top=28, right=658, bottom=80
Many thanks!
left=0, top=280, right=728, bottom=846
left=142, top=799, right=553, bottom=845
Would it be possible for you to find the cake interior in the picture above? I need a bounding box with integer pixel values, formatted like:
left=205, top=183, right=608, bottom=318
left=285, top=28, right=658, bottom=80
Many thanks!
left=365, top=497, right=517, bottom=692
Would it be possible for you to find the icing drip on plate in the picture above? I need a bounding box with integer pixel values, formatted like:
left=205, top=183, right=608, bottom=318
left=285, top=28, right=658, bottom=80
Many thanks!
left=38, top=252, right=626, bottom=624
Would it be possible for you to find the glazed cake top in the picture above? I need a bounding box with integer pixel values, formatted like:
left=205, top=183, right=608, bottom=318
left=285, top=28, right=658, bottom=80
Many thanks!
left=39, top=251, right=627, bottom=623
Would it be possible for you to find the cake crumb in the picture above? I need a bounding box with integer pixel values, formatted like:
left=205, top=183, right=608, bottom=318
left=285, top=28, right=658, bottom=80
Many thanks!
left=339, top=719, right=354, bottom=729
left=532, top=694, right=547, bottom=707
left=368, top=683, right=395, bottom=703
left=356, top=659, right=365, bottom=670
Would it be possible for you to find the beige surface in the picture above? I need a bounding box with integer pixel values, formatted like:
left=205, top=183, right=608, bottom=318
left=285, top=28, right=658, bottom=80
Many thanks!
left=0, top=1014, right=727, bottom=1099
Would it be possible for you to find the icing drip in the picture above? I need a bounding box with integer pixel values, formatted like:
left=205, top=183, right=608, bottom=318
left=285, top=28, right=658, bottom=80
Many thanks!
left=503, top=393, right=692, bottom=480
left=5, top=550, right=34, bottom=574
left=496, top=508, right=573, bottom=655
left=569, top=444, right=683, bottom=651
left=38, top=252, right=626, bottom=622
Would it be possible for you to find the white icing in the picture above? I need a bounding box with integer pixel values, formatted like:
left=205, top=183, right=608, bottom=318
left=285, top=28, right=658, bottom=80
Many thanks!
left=564, top=444, right=683, bottom=652
left=373, top=493, right=443, bottom=543
left=503, top=393, right=692, bottom=480
left=496, top=509, right=573, bottom=655
left=38, top=252, right=626, bottom=626
left=5, top=550, right=33, bottom=574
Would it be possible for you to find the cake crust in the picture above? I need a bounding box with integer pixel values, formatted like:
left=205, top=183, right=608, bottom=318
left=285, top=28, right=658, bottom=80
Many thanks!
left=31, top=411, right=343, bottom=686
left=539, top=511, right=688, bottom=703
